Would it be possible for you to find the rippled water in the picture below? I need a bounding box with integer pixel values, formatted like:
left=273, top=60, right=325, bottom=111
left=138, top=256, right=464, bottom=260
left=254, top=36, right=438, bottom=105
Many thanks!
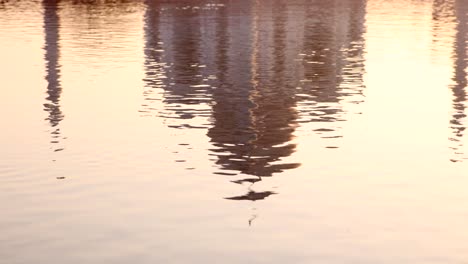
left=1, top=0, right=468, bottom=263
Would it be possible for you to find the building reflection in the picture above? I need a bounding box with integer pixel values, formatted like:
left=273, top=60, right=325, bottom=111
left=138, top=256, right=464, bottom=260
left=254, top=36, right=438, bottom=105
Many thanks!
left=143, top=0, right=367, bottom=202
left=209, top=0, right=301, bottom=201
left=43, top=0, right=65, bottom=153
left=432, top=0, right=467, bottom=162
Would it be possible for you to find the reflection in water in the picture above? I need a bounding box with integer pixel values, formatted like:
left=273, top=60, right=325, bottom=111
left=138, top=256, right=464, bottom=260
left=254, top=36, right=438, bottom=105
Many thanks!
left=431, top=0, right=455, bottom=58
left=449, top=0, right=467, bottom=162
left=43, top=0, right=65, bottom=153
left=142, top=0, right=165, bottom=117
left=143, top=1, right=213, bottom=128
left=5, top=0, right=468, bottom=261
left=209, top=1, right=301, bottom=203
left=209, top=1, right=300, bottom=178
left=142, top=0, right=367, bottom=204
left=59, top=0, right=144, bottom=72
left=433, top=0, right=468, bottom=162
left=298, top=0, right=366, bottom=142
left=225, top=190, right=276, bottom=201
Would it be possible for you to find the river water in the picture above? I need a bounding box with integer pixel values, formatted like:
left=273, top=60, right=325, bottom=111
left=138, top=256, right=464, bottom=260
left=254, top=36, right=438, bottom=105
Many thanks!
left=1, top=0, right=467, bottom=263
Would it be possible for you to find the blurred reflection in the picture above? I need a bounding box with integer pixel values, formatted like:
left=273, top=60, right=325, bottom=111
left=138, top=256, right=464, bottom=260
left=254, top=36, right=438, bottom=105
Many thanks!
left=43, top=0, right=65, bottom=152
left=143, top=0, right=367, bottom=202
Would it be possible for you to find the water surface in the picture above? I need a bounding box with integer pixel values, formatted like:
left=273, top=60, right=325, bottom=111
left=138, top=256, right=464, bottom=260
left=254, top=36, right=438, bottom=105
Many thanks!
left=1, top=0, right=468, bottom=263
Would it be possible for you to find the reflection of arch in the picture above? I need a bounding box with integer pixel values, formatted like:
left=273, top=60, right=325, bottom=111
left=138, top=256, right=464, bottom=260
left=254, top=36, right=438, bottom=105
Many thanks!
left=43, top=0, right=64, bottom=152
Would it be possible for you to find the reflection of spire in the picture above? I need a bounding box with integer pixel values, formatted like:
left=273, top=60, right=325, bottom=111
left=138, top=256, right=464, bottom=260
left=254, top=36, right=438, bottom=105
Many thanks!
left=432, top=0, right=468, bottom=162
left=43, top=0, right=64, bottom=152
left=449, top=0, right=467, bottom=162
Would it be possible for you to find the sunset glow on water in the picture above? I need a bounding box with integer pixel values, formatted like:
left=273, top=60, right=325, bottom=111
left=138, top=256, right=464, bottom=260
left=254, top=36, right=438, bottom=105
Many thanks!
left=1, top=0, right=468, bottom=263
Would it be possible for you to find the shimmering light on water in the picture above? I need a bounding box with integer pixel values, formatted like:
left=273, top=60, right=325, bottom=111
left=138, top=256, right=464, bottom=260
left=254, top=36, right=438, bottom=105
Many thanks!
left=1, top=0, right=468, bottom=263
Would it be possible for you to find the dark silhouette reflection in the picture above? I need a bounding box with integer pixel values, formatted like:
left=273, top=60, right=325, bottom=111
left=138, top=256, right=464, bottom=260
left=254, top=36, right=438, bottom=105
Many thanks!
left=432, top=0, right=468, bottom=162
left=43, top=0, right=65, bottom=152
left=142, top=0, right=367, bottom=204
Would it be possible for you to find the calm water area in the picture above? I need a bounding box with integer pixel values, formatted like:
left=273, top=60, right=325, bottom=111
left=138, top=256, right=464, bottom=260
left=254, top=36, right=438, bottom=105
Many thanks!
left=1, top=0, right=468, bottom=263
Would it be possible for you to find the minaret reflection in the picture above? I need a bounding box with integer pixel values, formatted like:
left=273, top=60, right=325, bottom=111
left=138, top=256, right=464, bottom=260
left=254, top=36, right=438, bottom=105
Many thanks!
left=450, top=0, right=467, bottom=162
left=208, top=1, right=299, bottom=202
left=432, top=0, right=467, bottom=162
left=299, top=0, right=366, bottom=143
left=43, top=0, right=65, bottom=153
